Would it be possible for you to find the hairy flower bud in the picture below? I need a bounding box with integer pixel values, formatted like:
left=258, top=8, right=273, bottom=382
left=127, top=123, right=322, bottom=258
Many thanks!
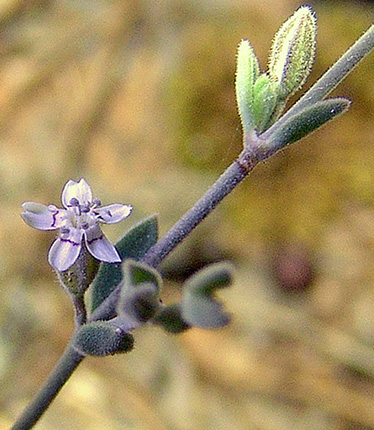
left=268, top=5, right=317, bottom=100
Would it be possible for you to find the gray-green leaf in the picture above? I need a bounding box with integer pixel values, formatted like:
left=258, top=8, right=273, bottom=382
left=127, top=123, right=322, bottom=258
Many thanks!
left=265, top=97, right=351, bottom=153
left=90, top=215, right=158, bottom=312
left=181, top=262, right=233, bottom=328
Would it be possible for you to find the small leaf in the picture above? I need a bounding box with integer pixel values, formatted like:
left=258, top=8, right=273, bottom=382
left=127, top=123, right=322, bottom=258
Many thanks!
left=252, top=74, right=278, bottom=134
left=235, top=39, right=260, bottom=136
left=118, top=282, right=161, bottom=324
left=152, top=304, right=191, bottom=334
left=181, top=262, right=233, bottom=329
left=117, top=261, right=162, bottom=326
left=73, top=321, right=134, bottom=356
left=266, top=97, right=351, bottom=152
left=123, top=259, right=162, bottom=288
left=90, top=215, right=158, bottom=312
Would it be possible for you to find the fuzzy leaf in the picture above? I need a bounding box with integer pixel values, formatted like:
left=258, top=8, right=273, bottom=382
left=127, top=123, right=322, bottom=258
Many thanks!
left=252, top=74, right=278, bottom=134
left=123, top=259, right=162, bottom=288
left=117, top=260, right=162, bottom=326
left=235, top=39, right=260, bottom=135
left=266, top=97, right=351, bottom=152
left=73, top=321, right=134, bottom=356
left=181, top=262, right=233, bottom=329
left=152, top=304, right=191, bottom=334
left=90, top=215, right=158, bottom=312
left=118, top=281, right=161, bottom=324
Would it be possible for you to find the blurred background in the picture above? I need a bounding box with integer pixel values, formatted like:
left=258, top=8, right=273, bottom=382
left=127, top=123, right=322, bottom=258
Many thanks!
left=1, top=0, right=374, bottom=428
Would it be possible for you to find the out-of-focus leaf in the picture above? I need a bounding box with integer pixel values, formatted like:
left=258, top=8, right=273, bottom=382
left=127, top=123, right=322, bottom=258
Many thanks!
left=117, top=260, right=162, bottom=326
left=123, top=259, right=162, bottom=288
left=118, top=281, right=161, bottom=324
left=181, top=262, right=233, bottom=328
left=152, top=303, right=191, bottom=334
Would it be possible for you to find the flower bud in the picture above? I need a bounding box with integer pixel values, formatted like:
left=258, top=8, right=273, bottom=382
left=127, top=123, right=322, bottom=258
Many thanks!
left=73, top=320, right=134, bottom=356
left=268, top=5, right=317, bottom=100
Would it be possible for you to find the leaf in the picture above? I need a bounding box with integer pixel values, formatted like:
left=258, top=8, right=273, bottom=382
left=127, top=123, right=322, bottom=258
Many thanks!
left=266, top=97, right=351, bottom=152
left=72, top=321, right=134, bottom=356
left=90, top=214, right=158, bottom=312
left=117, top=261, right=162, bottom=325
left=181, top=262, right=233, bottom=329
left=123, top=259, right=162, bottom=288
left=235, top=39, right=260, bottom=135
left=118, top=282, right=161, bottom=324
left=252, top=74, right=278, bottom=134
left=152, top=304, right=191, bottom=334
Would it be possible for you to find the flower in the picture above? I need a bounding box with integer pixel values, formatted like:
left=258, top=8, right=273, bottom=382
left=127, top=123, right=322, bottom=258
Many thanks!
left=21, top=178, right=132, bottom=272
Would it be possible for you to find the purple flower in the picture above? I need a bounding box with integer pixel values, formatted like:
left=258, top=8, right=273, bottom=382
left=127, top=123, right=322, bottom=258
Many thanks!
left=21, top=179, right=132, bottom=272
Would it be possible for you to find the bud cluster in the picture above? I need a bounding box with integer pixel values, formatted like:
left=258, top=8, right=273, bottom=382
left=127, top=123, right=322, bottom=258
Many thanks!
left=235, top=5, right=317, bottom=136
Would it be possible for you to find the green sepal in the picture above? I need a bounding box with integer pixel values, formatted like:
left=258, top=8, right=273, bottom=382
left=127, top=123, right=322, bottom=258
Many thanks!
left=90, top=214, right=158, bottom=312
left=152, top=303, right=191, bottom=334
left=235, top=39, right=260, bottom=136
left=252, top=74, right=278, bottom=134
left=72, top=320, right=134, bottom=356
left=266, top=97, right=351, bottom=152
left=57, top=245, right=100, bottom=298
left=181, top=262, right=233, bottom=329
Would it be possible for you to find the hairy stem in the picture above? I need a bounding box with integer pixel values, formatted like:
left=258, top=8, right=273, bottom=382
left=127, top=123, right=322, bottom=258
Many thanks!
left=11, top=342, right=84, bottom=430
left=90, top=144, right=262, bottom=322
left=72, top=295, right=87, bottom=327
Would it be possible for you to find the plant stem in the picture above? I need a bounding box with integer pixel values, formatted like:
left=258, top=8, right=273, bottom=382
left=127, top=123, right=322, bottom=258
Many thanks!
left=72, top=295, right=87, bottom=327
left=11, top=341, right=84, bottom=430
left=90, top=144, right=262, bottom=322
left=141, top=157, right=254, bottom=268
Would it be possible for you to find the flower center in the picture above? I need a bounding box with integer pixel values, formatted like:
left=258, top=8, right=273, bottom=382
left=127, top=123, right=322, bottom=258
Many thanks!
left=66, top=198, right=101, bottom=230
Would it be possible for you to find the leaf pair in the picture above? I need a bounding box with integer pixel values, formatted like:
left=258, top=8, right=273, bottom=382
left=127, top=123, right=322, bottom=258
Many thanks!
left=152, top=262, right=233, bottom=332
left=74, top=258, right=233, bottom=356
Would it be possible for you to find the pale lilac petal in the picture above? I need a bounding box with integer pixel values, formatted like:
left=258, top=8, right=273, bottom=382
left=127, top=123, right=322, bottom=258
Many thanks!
left=61, top=178, right=93, bottom=208
left=21, top=202, right=65, bottom=230
left=85, top=224, right=121, bottom=263
left=48, top=228, right=83, bottom=271
left=95, top=204, right=132, bottom=224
